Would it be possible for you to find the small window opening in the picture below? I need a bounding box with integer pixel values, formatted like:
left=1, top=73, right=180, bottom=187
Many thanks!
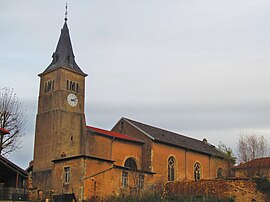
left=76, top=83, right=79, bottom=93
left=138, top=175, right=144, bottom=189
left=66, top=80, right=69, bottom=90
left=124, top=158, right=137, bottom=170
left=44, top=80, right=54, bottom=93
left=217, top=167, right=223, bottom=178
left=122, top=171, right=128, bottom=188
left=64, top=167, right=70, bottom=184
left=194, top=162, right=201, bottom=180
left=168, top=156, right=175, bottom=181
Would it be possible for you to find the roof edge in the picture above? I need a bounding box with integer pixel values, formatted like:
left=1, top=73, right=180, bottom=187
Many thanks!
left=38, top=66, right=88, bottom=77
left=113, top=165, right=156, bottom=175
left=0, top=155, right=28, bottom=177
left=52, top=155, right=115, bottom=163
left=153, top=139, right=224, bottom=159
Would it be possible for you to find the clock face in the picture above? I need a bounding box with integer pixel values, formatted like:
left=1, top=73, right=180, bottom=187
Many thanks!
left=67, top=93, right=78, bottom=107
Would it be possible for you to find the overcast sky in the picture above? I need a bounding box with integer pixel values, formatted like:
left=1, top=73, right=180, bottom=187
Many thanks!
left=1, top=1, right=270, bottom=168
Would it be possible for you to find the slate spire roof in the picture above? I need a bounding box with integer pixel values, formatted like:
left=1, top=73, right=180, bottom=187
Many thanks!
left=41, top=18, right=87, bottom=76
left=121, top=117, right=226, bottom=159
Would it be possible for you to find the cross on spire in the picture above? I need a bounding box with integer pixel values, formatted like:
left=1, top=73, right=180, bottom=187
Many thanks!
left=65, top=3, right=68, bottom=21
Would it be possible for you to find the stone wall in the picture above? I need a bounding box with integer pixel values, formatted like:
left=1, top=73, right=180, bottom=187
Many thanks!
left=164, top=178, right=268, bottom=202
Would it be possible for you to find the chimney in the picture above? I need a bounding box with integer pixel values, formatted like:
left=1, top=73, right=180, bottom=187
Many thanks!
left=203, top=138, right=207, bottom=143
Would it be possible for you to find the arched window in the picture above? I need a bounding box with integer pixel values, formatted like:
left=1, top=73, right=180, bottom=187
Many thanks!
left=217, top=167, right=223, bottom=178
left=124, top=157, right=137, bottom=170
left=168, top=156, right=175, bottom=181
left=194, top=162, right=201, bottom=180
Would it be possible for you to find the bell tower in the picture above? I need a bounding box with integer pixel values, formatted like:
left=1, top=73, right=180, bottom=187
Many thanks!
left=32, top=16, right=87, bottom=190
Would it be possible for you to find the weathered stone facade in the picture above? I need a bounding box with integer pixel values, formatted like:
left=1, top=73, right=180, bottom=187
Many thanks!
left=112, top=118, right=230, bottom=182
left=32, top=21, right=87, bottom=192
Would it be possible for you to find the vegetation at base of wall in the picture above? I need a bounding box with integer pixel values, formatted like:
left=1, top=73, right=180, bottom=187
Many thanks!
left=103, top=192, right=163, bottom=202
left=253, top=177, right=270, bottom=193
left=166, top=195, right=235, bottom=202
left=101, top=193, right=235, bottom=202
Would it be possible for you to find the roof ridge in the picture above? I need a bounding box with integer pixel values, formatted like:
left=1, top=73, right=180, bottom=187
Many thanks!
left=122, top=117, right=225, bottom=158
left=123, top=117, right=207, bottom=144
left=123, top=118, right=155, bottom=140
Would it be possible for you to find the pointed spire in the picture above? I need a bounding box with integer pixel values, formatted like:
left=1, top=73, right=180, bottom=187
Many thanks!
left=41, top=6, right=87, bottom=76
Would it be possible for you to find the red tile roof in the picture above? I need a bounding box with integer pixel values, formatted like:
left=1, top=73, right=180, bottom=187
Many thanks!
left=0, top=128, right=9, bottom=135
left=87, top=126, right=144, bottom=144
left=234, top=157, right=270, bottom=169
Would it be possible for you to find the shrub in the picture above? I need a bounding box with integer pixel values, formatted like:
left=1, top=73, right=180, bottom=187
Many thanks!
left=253, top=177, right=270, bottom=193
left=104, top=193, right=235, bottom=202
left=166, top=195, right=234, bottom=202
left=103, top=192, right=163, bottom=202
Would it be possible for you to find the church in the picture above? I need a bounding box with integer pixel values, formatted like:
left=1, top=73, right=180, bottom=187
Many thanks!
left=32, top=16, right=230, bottom=201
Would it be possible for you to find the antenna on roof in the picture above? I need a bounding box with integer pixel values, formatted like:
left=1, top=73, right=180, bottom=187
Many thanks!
left=64, top=3, right=68, bottom=22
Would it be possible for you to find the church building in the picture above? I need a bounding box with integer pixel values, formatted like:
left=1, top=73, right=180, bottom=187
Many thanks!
left=32, top=16, right=230, bottom=201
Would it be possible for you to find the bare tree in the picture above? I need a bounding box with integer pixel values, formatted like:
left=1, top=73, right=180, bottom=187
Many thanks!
left=258, top=135, right=268, bottom=157
left=237, top=135, right=248, bottom=163
left=237, top=132, right=269, bottom=163
left=0, top=87, right=27, bottom=156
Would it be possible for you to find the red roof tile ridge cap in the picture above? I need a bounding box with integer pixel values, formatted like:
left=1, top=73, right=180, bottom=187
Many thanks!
left=86, top=125, right=144, bottom=143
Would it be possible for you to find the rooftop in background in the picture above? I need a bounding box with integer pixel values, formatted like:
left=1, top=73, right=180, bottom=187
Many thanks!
left=0, top=155, right=28, bottom=180
left=87, top=126, right=144, bottom=144
left=234, top=157, right=270, bottom=169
